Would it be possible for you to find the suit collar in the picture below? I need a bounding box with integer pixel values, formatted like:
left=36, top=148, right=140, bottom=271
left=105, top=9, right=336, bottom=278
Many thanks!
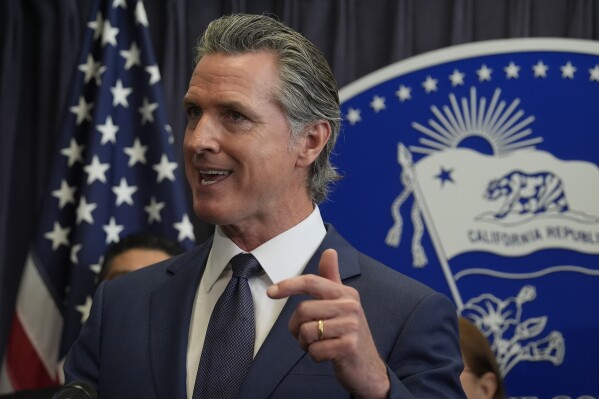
left=149, top=242, right=212, bottom=399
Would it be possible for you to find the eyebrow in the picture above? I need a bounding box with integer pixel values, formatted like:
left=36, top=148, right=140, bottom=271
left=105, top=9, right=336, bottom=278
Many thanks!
left=182, top=95, right=247, bottom=108
left=182, top=95, right=196, bottom=109
left=219, top=99, right=253, bottom=113
left=183, top=96, right=258, bottom=120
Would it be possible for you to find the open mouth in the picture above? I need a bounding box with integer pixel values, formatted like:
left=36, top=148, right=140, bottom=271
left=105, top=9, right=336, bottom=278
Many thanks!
left=200, top=170, right=231, bottom=185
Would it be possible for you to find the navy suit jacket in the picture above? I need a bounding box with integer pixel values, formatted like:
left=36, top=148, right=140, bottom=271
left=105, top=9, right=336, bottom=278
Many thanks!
left=65, top=225, right=466, bottom=398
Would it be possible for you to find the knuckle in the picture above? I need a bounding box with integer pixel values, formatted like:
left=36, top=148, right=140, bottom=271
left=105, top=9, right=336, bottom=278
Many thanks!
left=340, top=334, right=360, bottom=353
left=298, top=322, right=312, bottom=337
left=308, top=345, right=327, bottom=363
left=305, top=274, right=319, bottom=285
left=295, top=300, right=310, bottom=316
left=348, top=300, right=362, bottom=315
left=346, top=318, right=360, bottom=332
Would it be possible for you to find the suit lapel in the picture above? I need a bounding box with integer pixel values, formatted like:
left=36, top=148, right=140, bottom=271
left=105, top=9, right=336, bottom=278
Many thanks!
left=238, top=225, right=360, bottom=398
left=149, top=244, right=211, bottom=399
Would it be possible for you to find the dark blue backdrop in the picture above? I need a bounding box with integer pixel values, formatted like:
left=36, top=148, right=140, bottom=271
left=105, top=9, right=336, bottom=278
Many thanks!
left=322, top=39, right=599, bottom=398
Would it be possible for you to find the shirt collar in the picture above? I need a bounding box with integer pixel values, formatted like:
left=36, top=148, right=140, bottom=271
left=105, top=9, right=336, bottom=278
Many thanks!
left=204, top=206, right=326, bottom=292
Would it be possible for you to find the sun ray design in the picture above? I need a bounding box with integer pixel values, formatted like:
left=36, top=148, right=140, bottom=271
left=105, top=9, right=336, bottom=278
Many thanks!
left=410, top=87, right=542, bottom=155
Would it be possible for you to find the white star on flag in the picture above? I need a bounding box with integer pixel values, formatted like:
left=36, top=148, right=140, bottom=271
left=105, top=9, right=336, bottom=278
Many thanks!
left=476, top=64, right=492, bottom=81
left=395, top=85, right=412, bottom=102
left=135, top=1, right=149, bottom=26
left=532, top=61, right=549, bottom=78
left=94, top=64, right=107, bottom=86
left=138, top=97, right=159, bottom=125
left=69, top=96, right=94, bottom=125
left=165, top=124, right=174, bottom=144
left=44, top=222, right=71, bottom=250
left=346, top=108, right=362, bottom=125
left=61, top=138, right=85, bottom=167
left=144, top=196, right=165, bottom=223
left=120, top=42, right=141, bottom=70
left=504, top=62, right=520, bottom=79
left=84, top=155, right=110, bottom=184
left=590, top=65, right=599, bottom=82
left=145, top=65, right=161, bottom=85
left=87, top=12, right=103, bottom=40
left=52, top=180, right=77, bottom=208
left=76, top=296, right=94, bottom=324
left=76, top=196, right=97, bottom=225
left=70, top=244, right=82, bottom=265
left=112, top=0, right=127, bottom=9
left=449, top=69, right=465, bottom=86
left=89, top=256, right=104, bottom=275
left=124, top=138, right=148, bottom=166
left=112, top=178, right=138, bottom=206
left=103, top=217, right=124, bottom=244
left=174, top=214, right=195, bottom=242
left=153, top=154, right=178, bottom=182
left=422, top=76, right=438, bottom=93
left=101, top=20, right=119, bottom=46
left=561, top=61, right=576, bottom=79
left=78, top=55, right=101, bottom=84
left=370, top=95, right=386, bottom=112
left=111, top=79, right=133, bottom=107
left=97, top=116, right=120, bottom=145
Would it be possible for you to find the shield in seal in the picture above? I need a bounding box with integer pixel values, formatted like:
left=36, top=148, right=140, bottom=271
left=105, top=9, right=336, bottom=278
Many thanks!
left=321, top=38, right=599, bottom=398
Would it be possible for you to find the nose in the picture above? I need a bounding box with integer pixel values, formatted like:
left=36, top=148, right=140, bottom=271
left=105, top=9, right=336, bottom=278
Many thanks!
left=185, top=114, right=220, bottom=155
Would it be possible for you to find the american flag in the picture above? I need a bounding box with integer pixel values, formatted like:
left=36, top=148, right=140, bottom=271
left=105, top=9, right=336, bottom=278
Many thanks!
left=0, top=0, right=195, bottom=391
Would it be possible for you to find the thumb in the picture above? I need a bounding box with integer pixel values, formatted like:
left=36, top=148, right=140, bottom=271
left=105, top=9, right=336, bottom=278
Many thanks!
left=319, top=248, right=341, bottom=284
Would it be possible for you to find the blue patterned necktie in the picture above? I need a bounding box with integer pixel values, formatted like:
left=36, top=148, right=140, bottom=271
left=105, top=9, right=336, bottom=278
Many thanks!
left=192, top=253, right=263, bottom=399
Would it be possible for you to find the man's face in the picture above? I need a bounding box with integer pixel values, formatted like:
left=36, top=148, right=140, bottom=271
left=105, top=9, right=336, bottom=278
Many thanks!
left=183, top=52, right=310, bottom=234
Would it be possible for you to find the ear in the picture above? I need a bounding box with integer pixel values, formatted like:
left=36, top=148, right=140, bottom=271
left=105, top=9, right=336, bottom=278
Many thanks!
left=295, top=120, right=331, bottom=168
left=477, top=371, right=498, bottom=399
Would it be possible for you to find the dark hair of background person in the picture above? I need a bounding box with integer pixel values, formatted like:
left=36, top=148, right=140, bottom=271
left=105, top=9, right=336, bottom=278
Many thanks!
left=459, top=316, right=506, bottom=399
left=2, top=0, right=598, bottom=370
left=99, top=232, right=185, bottom=282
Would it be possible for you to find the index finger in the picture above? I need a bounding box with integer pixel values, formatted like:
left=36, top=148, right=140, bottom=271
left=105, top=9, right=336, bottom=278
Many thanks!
left=319, top=248, right=341, bottom=284
left=267, top=249, right=344, bottom=300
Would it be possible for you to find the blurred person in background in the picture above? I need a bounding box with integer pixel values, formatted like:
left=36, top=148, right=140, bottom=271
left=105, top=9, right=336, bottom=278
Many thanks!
left=100, top=232, right=185, bottom=281
left=459, top=316, right=506, bottom=399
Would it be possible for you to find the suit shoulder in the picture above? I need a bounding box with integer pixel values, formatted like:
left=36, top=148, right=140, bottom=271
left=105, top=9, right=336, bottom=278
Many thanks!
left=325, top=224, right=447, bottom=303
left=355, top=250, right=442, bottom=300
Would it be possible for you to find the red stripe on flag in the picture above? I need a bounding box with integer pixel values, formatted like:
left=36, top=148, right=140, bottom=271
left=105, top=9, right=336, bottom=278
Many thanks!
left=5, top=313, right=59, bottom=390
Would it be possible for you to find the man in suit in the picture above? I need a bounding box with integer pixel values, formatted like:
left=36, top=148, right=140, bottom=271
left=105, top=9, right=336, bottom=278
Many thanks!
left=64, top=13, right=466, bottom=398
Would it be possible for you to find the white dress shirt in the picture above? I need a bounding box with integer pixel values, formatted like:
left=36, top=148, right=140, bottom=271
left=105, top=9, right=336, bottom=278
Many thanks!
left=186, top=206, right=327, bottom=398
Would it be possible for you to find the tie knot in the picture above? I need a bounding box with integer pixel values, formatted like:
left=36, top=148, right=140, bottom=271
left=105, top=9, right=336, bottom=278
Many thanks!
left=230, top=253, right=262, bottom=279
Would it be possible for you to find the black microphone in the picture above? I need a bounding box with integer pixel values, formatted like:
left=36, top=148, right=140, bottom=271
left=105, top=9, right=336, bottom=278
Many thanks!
left=51, top=380, right=97, bottom=399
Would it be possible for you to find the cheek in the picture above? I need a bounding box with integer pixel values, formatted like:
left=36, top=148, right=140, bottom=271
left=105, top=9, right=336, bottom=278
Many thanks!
left=459, top=373, right=477, bottom=398
left=183, top=156, right=195, bottom=182
left=182, top=132, right=195, bottom=155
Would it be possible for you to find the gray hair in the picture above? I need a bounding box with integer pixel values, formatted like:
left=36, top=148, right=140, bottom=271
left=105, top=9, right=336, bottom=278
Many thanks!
left=194, top=13, right=341, bottom=203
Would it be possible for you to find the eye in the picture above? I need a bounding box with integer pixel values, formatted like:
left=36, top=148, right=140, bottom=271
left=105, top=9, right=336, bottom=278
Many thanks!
left=186, top=105, right=202, bottom=119
left=227, top=110, right=247, bottom=122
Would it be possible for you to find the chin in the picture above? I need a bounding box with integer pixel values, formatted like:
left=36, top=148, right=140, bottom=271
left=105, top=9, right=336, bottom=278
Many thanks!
left=193, top=202, right=230, bottom=226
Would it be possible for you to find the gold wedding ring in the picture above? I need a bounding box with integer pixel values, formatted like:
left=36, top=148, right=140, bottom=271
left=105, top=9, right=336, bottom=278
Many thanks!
left=317, top=319, right=324, bottom=341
